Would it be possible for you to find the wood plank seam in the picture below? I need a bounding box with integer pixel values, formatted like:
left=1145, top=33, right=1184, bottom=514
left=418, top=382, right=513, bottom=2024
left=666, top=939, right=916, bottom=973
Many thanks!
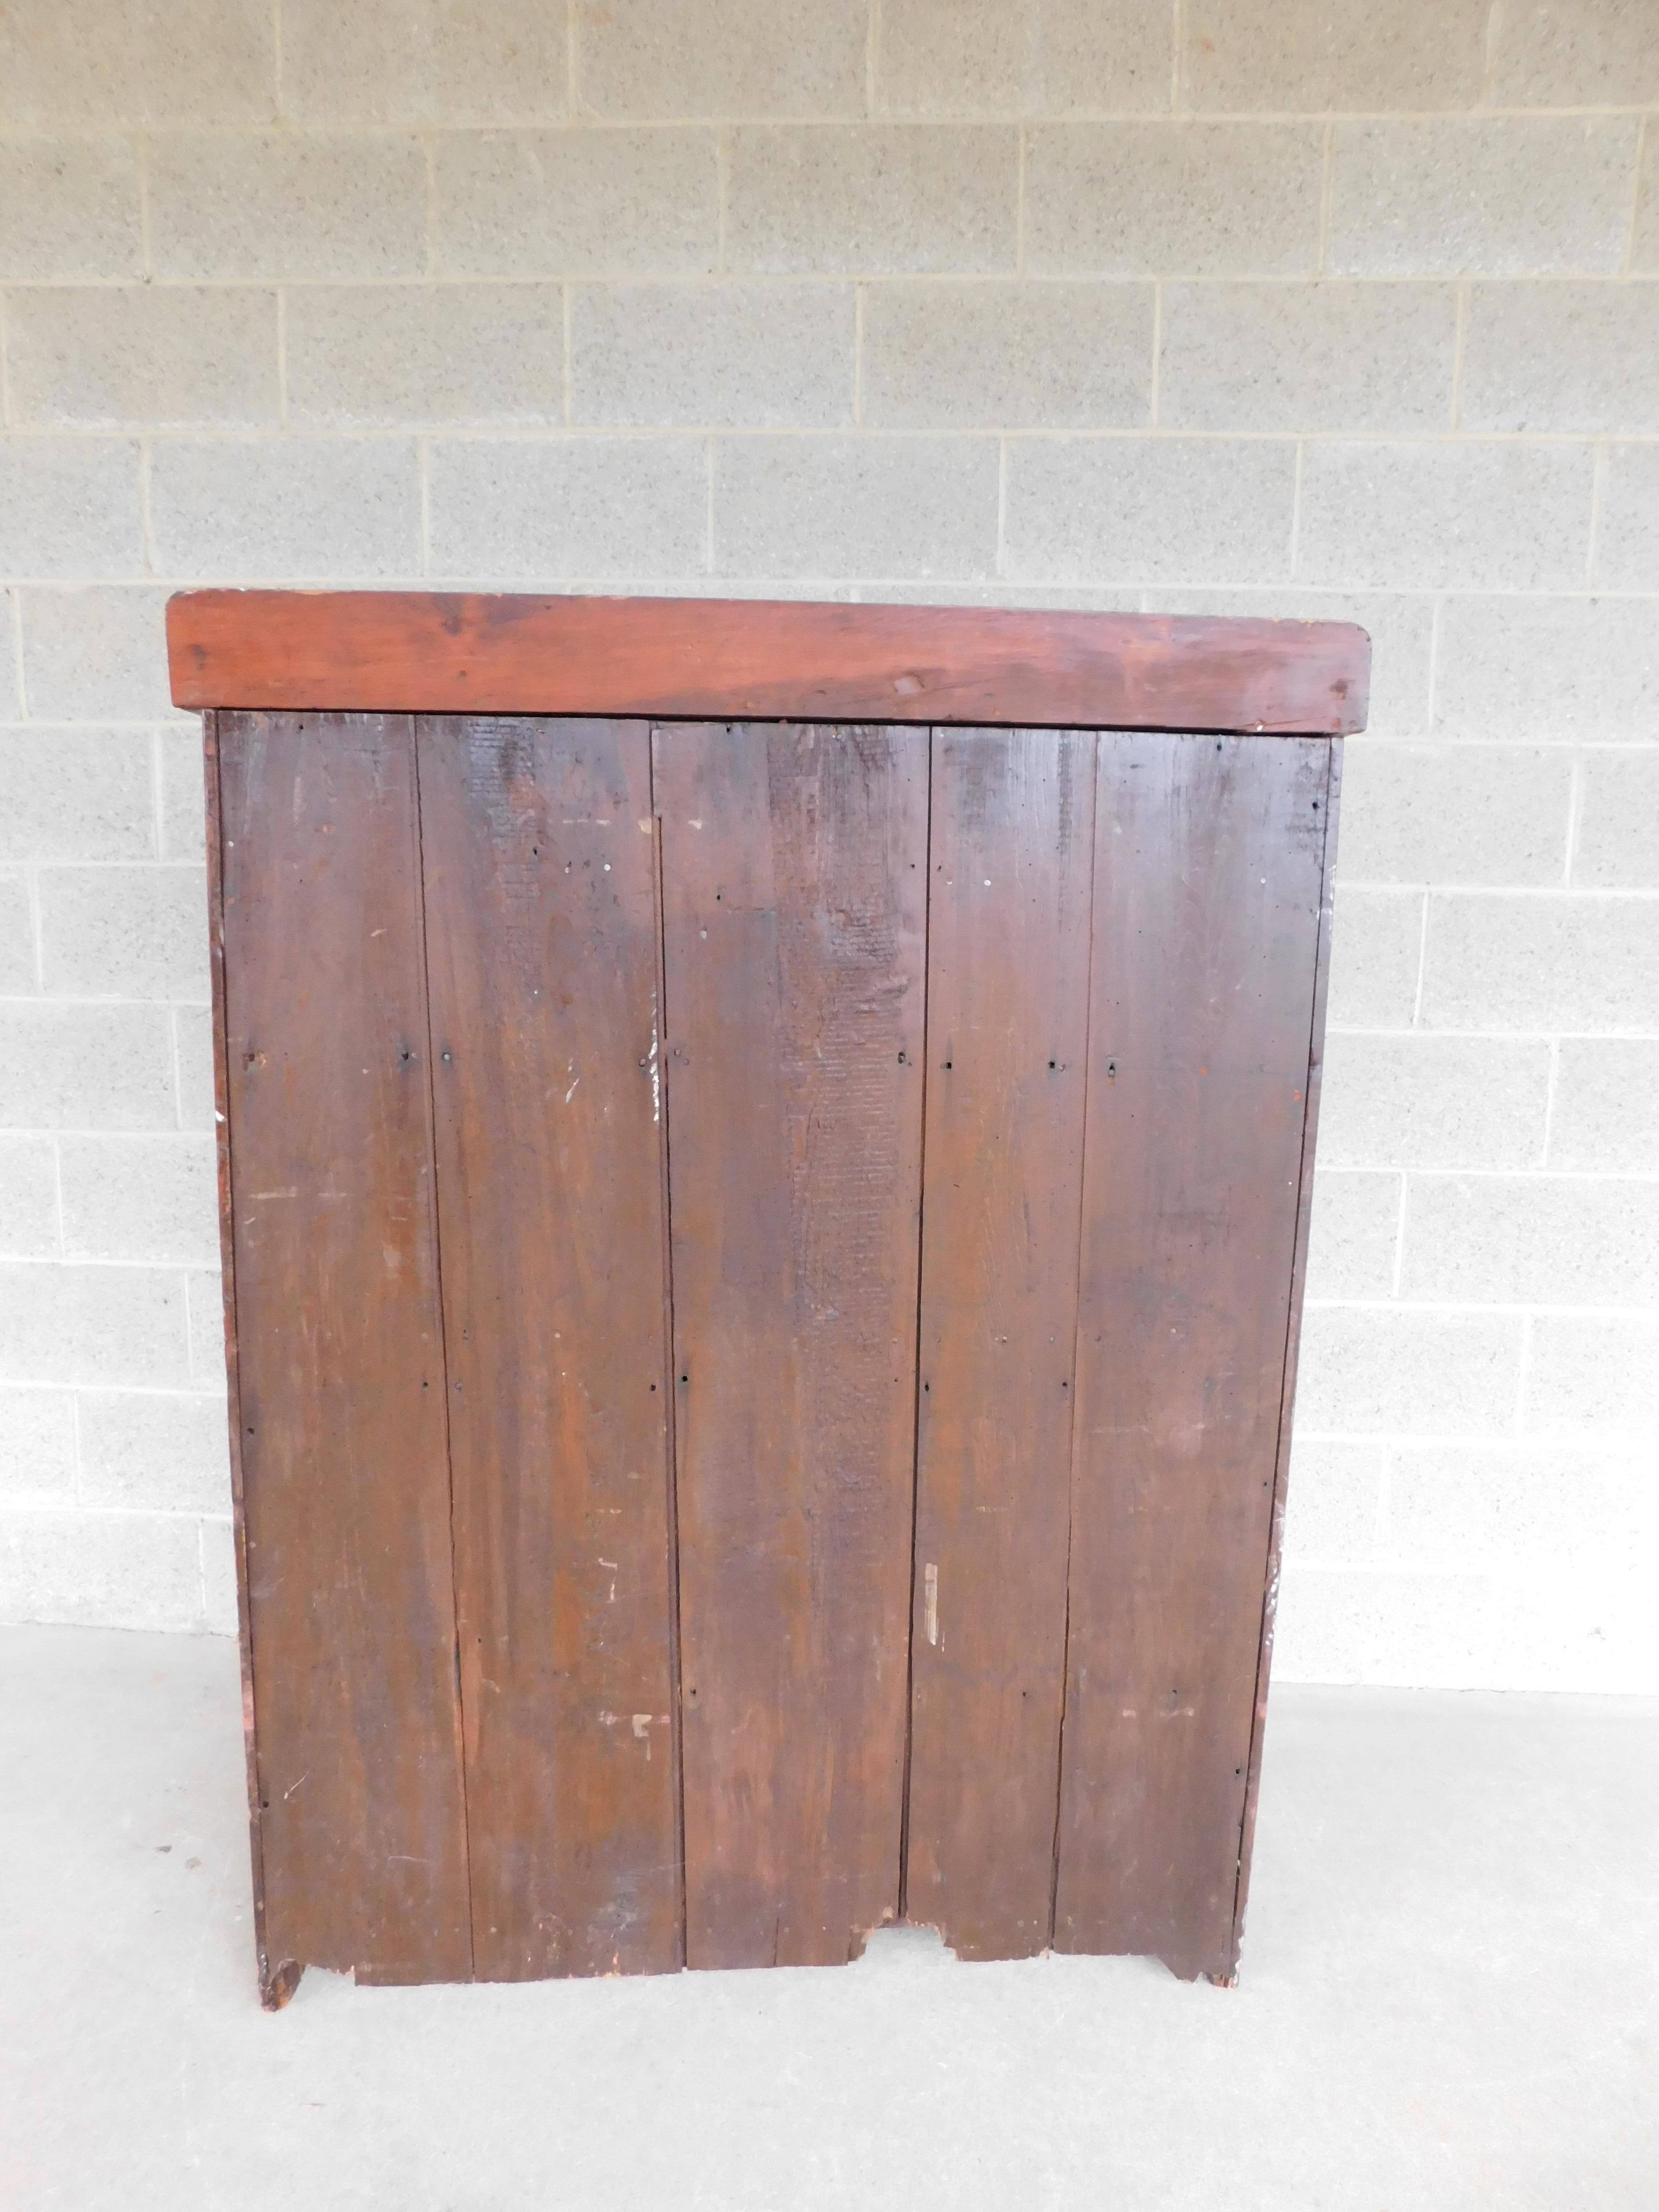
left=894, top=727, right=937, bottom=1927
left=1226, top=737, right=1342, bottom=1980
left=648, top=725, right=691, bottom=1973
left=1046, top=726, right=1105, bottom=1954
left=409, top=727, right=479, bottom=1984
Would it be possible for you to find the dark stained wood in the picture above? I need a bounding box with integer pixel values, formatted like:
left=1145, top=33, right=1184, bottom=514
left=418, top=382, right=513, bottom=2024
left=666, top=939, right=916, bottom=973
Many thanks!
left=657, top=721, right=928, bottom=1968
left=203, top=713, right=289, bottom=2010
left=1229, top=737, right=1342, bottom=1978
left=168, top=591, right=1370, bottom=737
left=415, top=717, right=680, bottom=1980
left=904, top=727, right=1096, bottom=1960
left=1053, top=732, right=1331, bottom=1984
left=217, top=710, right=471, bottom=1987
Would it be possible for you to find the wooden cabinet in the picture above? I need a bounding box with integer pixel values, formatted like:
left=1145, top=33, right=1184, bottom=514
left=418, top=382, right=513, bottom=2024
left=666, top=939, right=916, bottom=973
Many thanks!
left=169, top=592, right=1367, bottom=2007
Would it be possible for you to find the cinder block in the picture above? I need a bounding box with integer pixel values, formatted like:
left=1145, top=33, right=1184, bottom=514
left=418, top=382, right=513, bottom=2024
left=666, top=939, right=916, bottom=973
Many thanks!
left=148, top=439, right=421, bottom=582
left=1384, top=1441, right=1657, bottom=1574
left=428, top=437, right=708, bottom=580
left=1181, top=0, right=1487, bottom=111
left=0, top=1262, right=191, bottom=1387
left=1319, top=1034, right=1552, bottom=1171
left=0, top=871, right=32, bottom=993
left=1574, top=752, right=1659, bottom=888
left=1325, top=888, right=1423, bottom=1030
left=4, top=288, right=279, bottom=430
left=0, top=589, right=17, bottom=717
left=0, top=439, right=144, bottom=581
left=1151, top=589, right=1433, bottom=739
left=1280, top=1439, right=1386, bottom=1566
left=1328, top=119, right=1640, bottom=278
left=59, top=1134, right=218, bottom=1267
left=1594, top=445, right=1659, bottom=589
left=875, top=0, right=1173, bottom=116
left=200, top=1515, right=237, bottom=1632
left=1525, top=1313, right=1659, bottom=1434
left=862, top=281, right=1154, bottom=430
left=148, top=131, right=428, bottom=281
left=1271, top=1563, right=1529, bottom=1689
left=0, top=1136, right=58, bottom=1259
left=0, top=1505, right=205, bottom=1631
left=1434, top=596, right=1659, bottom=743
left=1549, top=1040, right=1659, bottom=1172
left=1297, top=441, right=1595, bottom=592
left=1026, top=123, right=1321, bottom=277
left=185, top=1270, right=228, bottom=1388
left=78, top=1389, right=230, bottom=1513
left=1304, top=1169, right=1401, bottom=1299
left=1336, top=743, right=1573, bottom=887
left=0, top=1003, right=175, bottom=1130
left=577, top=0, right=865, bottom=119
left=1004, top=436, right=1295, bottom=585
left=1461, top=284, right=1659, bottom=435
left=714, top=436, right=998, bottom=581
left=571, top=284, right=855, bottom=428
left=1403, top=1173, right=1659, bottom=1307
left=0, top=1387, right=76, bottom=1503
left=158, top=730, right=205, bottom=863
left=285, top=286, right=562, bottom=428
left=1487, top=0, right=1659, bottom=106
left=19, top=587, right=176, bottom=723
left=0, top=0, right=275, bottom=127
left=173, top=1005, right=217, bottom=1133
left=1635, top=129, right=1659, bottom=272
left=433, top=128, right=719, bottom=277
left=1295, top=1305, right=1525, bottom=1435
left=1158, top=283, right=1455, bottom=435
left=1421, top=892, right=1659, bottom=1032
left=37, top=866, right=209, bottom=1003
left=0, top=137, right=142, bottom=280
left=0, top=729, right=155, bottom=862
left=727, top=126, right=1018, bottom=275
left=283, top=0, right=566, bottom=124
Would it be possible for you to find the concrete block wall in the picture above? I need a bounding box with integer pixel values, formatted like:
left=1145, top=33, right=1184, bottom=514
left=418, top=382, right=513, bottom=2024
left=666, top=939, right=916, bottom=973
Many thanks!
left=0, top=0, right=1655, bottom=1687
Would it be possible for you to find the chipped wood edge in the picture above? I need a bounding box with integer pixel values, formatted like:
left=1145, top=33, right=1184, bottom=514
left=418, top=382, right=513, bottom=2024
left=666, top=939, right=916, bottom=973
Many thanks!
left=205, top=712, right=300, bottom=2013
left=1225, top=734, right=1343, bottom=1987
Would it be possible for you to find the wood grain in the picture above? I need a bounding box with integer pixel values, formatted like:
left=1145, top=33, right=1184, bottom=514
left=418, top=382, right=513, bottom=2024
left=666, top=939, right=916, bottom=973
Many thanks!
left=1053, top=732, right=1330, bottom=1984
left=416, top=716, right=680, bottom=1980
left=168, top=592, right=1370, bottom=737
left=217, top=710, right=471, bottom=1987
left=904, top=727, right=1096, bottom=1960
left=657, top=721, right=928, bottom=1968
left=1229, top=738, right=1342, bottom=1978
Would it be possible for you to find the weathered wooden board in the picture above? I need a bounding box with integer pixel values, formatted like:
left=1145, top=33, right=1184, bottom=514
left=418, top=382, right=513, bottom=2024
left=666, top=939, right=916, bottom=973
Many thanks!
left=656, top=721, right=928, bottom=1968
left=168, top=591, right=1371, bottom=736
left=416, top=716, right=680, bottom=1980
left=905, top=728, right=1096, bottom=1960
left=217, top=710, right=471, bottom=1989
left=1054, top=732, right=1331, bottom=1983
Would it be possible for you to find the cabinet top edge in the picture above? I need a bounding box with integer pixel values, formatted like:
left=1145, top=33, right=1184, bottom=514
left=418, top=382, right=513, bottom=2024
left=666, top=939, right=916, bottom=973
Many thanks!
left=168, top=590, right=1370, bottom=736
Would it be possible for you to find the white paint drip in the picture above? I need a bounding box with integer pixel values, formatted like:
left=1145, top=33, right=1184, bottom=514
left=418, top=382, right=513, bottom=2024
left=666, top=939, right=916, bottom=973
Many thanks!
left=925, top=1563, right=939, bottom=1646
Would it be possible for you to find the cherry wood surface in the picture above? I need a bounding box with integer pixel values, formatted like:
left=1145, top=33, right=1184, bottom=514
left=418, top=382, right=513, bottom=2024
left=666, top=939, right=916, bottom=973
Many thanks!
left=168, top=590, right=1369, bottom=736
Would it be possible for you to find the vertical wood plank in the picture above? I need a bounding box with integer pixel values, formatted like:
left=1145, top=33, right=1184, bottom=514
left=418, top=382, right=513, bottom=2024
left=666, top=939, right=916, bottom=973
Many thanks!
left=1229, top=737, right=1341, bottom=1975
left=1055, top=732, right=1331, bottom=1984
left=905, top=727, right=1096, bottom=1960
left=657, top=721, right=927, bottom=1969
left=417, top=716, right=680, bottom=1980
left=218, top=710, right=471, bottom=1985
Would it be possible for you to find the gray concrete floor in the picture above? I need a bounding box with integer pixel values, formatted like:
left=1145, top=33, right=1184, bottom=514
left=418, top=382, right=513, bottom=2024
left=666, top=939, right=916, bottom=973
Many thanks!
left=2, top=1628, right=1657, bottom=2212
